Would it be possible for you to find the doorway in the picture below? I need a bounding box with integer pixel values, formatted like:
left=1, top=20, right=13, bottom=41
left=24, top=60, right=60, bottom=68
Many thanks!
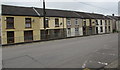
left=7, top=31, right=14, bottom=44
left=96, top=27, right=98, bottom=34
left=24, top=30, right=33, bottom=42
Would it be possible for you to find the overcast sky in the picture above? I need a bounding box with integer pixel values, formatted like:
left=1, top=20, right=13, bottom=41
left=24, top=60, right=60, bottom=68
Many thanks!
left=1, top=0, right=120, bottom=16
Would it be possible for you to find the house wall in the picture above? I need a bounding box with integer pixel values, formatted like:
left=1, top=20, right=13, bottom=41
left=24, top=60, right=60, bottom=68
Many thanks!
left=40, top=17, right=66, bottom=29
left=2, top=16, right=41, bottom=44
left=106, top=19, right=113, bottom=33
left=66, top=18, right=83, bottom=37
left=79, top=27, right=83, bottom=36
left=116, top=20, right=120, bottom=31
left=1, top=16, right=67, bottom=45
left=110, top=20, right=113, bottom=33
left=102, top=20, right=105, bottom=33
left=97, top=19, right=105, bottom=34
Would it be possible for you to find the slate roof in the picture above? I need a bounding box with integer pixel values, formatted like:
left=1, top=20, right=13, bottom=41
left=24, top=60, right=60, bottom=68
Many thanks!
left=116, top=16, right=120, bottom=20
left=105, top=16, right=118, bottom=20
left=2, top=5, right=38, bottom=16
left=2, top=5, right=106, bottom=19
left=35, top=8, right=82, bottom=18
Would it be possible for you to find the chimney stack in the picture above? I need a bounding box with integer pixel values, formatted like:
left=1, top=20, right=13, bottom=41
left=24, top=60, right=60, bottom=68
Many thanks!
left=112, top=14, right=114, bottom=16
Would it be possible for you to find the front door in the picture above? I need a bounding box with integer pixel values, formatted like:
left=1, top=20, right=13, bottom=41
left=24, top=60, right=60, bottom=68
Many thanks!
left=83, top=27, right=86, bottom=35
left=7, top=31, right=14, bottom=44
left=96, top=27, right=98, bottom=34
left=24, top=31, right=33, bottom=42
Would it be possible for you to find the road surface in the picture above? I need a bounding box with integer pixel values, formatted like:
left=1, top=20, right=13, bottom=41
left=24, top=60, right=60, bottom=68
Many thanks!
left=2, top=33, right=118, bottom=68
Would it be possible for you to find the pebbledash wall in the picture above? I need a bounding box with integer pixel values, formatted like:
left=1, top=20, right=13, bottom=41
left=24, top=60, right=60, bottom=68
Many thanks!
left=1, top=5, right=115, bottom=45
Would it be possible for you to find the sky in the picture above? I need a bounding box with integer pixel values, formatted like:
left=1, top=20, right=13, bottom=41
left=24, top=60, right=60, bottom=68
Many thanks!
left=1, top=0, right=120, bottom=16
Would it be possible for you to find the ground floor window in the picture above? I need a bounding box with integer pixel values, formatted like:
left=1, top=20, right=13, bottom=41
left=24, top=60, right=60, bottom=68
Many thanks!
left=24, top=30, right=33, bottom=42
left=105, top=26, right=107, bottom=33
left=54, top=29, right=60, bottom=38
left=75, top=28, right=79, bottom=32
left=7, top=31, right=14, bottom=44
left=100, top=27, right=103, bottom=32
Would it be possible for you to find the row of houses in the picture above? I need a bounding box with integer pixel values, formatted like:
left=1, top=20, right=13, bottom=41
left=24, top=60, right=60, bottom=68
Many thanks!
left=1, top=5, right=119, bottom=45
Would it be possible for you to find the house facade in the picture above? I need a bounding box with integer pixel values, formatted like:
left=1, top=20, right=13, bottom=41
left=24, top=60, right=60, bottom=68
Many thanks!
left=1, top=5, right=67, bottom=45
left=116, top=16, right=120, bottom=32
left=1, top=5, right=114, bottom=45
left=66, top=18, right=83, bottom=37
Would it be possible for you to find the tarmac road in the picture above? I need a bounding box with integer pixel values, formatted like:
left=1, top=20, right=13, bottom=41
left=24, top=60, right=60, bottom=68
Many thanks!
left=2, top=33, right=118, bottom=68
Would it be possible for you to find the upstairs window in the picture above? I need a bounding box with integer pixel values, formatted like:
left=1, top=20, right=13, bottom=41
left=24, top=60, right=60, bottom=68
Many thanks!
left=25, top=18, right=32, bottom=28
left=67, top=18, right=71, bottom=25
left=83, top=21, right=86, bottom=26
left=96, top=20, right=98, bottom=25
left=75, top=19, right=78, bottom=25
left=100, top=20, right=102, bottom=25
left=6, top=17, right=14, bottom=29
left=108, top=20, right=111, bottom=25
left=55, top=18, right=59, bottom=27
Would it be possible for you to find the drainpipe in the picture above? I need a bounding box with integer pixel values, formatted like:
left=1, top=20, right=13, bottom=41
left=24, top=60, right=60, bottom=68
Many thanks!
left=63, top=18, right=65, bottom=38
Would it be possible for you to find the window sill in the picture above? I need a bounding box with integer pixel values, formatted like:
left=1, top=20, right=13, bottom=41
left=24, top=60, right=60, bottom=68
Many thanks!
left=55, top=26, right=59, bottom=27
left=25, top=27, right=32, bottom=29
left=6, top=28, right=15, bottom=29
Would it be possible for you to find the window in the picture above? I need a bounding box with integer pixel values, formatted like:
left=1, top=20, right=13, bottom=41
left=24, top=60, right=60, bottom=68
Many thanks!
left=108, top=20, right=111, bottom=25
left=96, top=20, right=98, bottom=25
left=75, top=19, right=78, bottom=25
left=45, top=18, right=49, bottom=28
left=83, top=21, right=86, bottom=26
left=75, top=28, right=79, bottom=32
left=55, top=18, right=59, bottom=27
left=100, top=20, right=102, bottom=25
left=6, top=17, right=14, bottom=29
left=105, top=20, right=107, bottom=25
left=67, top=18, right=71, bottom=25
left=100, top=27, right=103, bottom=32
left=25, top=18, right=32, bottom=28
left=54, top=29, right=60, bottom=37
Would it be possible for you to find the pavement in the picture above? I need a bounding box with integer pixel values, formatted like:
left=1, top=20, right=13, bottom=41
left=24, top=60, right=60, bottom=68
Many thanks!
left=105, top=60, right=118, bottom=68
left=2, top=33, right=118, bottom=68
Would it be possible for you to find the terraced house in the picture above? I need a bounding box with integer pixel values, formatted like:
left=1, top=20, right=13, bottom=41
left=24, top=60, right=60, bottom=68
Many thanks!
left=1, top=5, right=68, bottom=45
left=116, top=16, right=120, bottom=32
left=65, top=11, right=83, bottom=37
left=1, top=5, right=114, bottom=45
left=77, top=12, right=102, bottom=35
